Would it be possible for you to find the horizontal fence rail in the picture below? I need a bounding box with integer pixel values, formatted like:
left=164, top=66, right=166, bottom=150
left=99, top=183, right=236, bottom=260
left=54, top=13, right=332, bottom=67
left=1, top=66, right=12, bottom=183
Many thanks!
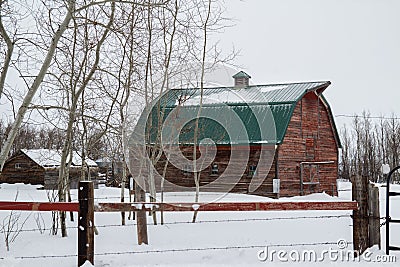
left=0, top=201, right=358, bottom=213
left=0, top=201, right=79, bottom=212
left=96, top=201, right=359, bottom=212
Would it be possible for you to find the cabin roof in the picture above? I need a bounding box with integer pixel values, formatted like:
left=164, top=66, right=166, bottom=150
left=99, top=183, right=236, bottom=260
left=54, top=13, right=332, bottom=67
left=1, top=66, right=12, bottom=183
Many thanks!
left=20, top=149, right=98, bottom=168
left=146, top=81, right=341, bottom=146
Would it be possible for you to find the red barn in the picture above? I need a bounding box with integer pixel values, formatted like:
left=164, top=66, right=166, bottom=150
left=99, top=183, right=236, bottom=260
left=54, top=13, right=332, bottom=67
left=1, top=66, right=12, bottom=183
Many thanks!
left=136, top=71, right=341, bottom=198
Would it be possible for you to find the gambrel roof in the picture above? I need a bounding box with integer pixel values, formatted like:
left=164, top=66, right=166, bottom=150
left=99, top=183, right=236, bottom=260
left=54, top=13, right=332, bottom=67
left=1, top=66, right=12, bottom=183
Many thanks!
left=146, top=81, right=341, bottom=147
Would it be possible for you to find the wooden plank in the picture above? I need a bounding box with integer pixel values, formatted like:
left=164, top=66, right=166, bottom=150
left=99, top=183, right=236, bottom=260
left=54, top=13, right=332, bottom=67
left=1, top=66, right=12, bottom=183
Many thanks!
left=0, top=200, right=358, bottom=213
left=368, top=183, right=381, bottom=249
left=135, top=182, right=148, bottom=245
left=352, top=175, right=369, bottom=256
left=0, top=201, right=79, bottom=212
left=95, top=201, right=358, bottom=212
left=78, top=181, right=94, bottom=267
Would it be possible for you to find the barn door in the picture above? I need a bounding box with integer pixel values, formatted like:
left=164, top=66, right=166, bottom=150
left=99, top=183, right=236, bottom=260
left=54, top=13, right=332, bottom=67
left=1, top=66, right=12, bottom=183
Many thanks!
left=300, top=163, right=320, bottom=195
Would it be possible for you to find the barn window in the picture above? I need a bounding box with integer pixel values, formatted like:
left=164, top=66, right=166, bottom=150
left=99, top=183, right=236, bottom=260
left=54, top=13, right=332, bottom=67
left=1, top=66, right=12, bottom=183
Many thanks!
left=15, top=163, right=22, bottom=169
left=210, top=163, right=219, bottom=175
left=248, top=165, right=257, bottom=177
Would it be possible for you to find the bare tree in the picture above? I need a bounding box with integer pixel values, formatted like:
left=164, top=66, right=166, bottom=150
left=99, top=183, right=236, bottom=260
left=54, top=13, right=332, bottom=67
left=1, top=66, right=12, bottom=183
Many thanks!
left=58, top=1, right=116, bottom=237
left=339, top=125, right=351, bottom=180
left=0, top=0, right=14, bottom=99
left=191, top=0, right=212, bottom=223
left=0, top=0, right=76, bottom=172
left=340, top=112, right=400, bottom=183
left=0, top=0, right=169, bottom=173
left=1, top=192, right=31, bottom=251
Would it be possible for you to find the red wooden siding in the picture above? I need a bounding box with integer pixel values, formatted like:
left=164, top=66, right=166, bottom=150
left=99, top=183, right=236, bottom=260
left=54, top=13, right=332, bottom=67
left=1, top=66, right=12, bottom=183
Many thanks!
left=151, top=145, right=277, bottom=197
left=278, top=91, right=338, bottom=197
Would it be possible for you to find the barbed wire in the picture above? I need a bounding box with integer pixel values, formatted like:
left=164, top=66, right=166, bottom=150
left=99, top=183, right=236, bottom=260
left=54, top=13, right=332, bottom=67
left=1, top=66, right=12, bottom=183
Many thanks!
left=337, top=189, right=352, bottom=192
left=94, top=196, right=129, bottom=200
left=0, top=214, right=352, bottom=234
left=0, top=241, right=348, bottom=260
left=94, top=241, right=342, bottom=256
left=380, top=217, right=387, bottom=227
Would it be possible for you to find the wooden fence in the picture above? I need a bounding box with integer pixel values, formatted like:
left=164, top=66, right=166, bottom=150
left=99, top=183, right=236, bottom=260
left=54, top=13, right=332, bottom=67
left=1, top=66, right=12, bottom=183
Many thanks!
left=0, top=181, right=360, bottom=266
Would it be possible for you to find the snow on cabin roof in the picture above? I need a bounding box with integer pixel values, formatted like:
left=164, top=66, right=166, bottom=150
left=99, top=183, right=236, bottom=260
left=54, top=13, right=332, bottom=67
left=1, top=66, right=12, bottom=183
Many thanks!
left=21, top=149, right=97, bottom=168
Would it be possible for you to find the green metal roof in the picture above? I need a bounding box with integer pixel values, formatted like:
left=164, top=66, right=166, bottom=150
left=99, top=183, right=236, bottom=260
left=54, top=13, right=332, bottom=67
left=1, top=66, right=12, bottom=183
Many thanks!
left=146, top=81, right=341, bottom=147
left=159, top=81, right=329, bottom=106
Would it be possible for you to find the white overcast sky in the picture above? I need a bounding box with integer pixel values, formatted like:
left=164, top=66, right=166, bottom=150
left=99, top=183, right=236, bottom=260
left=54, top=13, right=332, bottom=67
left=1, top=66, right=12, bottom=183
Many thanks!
left=212, top=0, right=400, bottom=127
left=1, top=0, right=399, bottom=129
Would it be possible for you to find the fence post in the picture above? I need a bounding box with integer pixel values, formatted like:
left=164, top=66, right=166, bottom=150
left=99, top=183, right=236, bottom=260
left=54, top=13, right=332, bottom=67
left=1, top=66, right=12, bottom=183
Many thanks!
left=352, top=174, right=369, bottom=255
left=135, top=182, right=148, bottom=245
left=78, top=181, right=94, bottom=266
left=368, top=183, right=381, bottom=249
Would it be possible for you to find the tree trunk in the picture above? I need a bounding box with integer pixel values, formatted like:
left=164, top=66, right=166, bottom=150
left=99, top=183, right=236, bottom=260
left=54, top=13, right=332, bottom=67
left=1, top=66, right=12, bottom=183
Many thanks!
left=0, top=1, right=75, bottom=172
left=192, top=0, right=212, bottom=223
left=160, top=159, right=169, bottom=225
left=0, top=2, right=14, bottom=100
left=121, top=160, right=127, bottom=225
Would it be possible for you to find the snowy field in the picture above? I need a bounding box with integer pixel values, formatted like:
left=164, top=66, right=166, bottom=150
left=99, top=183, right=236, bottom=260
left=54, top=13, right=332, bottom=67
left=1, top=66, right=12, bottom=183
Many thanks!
left=0, top=181, right=399, bottom=266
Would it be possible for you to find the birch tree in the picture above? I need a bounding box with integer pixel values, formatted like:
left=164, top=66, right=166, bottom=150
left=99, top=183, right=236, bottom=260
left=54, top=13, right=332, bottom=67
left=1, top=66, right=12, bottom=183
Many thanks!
left=0, top=0, right=14, bottom=100
left=0, top=0, right=75, bottom=172
left=191, top=0, right=212, bottom=223
left=0, top=0, right=169, bottom=173
left=56, top=1, right=116, bottom=237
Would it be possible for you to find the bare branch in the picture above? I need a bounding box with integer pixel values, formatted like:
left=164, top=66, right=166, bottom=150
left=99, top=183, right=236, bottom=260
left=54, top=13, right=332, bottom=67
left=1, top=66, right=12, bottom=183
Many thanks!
left=0, top=0, right=14, bottom=99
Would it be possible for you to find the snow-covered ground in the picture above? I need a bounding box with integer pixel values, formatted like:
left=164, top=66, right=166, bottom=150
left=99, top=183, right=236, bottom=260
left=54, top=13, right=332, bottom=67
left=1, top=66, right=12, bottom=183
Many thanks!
left=0, top=181, right=399, bottom=266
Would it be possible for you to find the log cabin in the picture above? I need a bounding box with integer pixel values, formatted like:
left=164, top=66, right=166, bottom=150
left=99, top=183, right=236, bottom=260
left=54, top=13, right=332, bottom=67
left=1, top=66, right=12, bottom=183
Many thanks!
left=0, top=149, right=99, bottom=189
left=135, top=71, right=341, bottom=198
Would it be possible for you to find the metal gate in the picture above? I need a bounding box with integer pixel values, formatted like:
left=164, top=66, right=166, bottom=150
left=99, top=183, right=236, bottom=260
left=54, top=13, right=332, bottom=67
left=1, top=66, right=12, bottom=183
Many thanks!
left=386, top=166, right=400, bottom=254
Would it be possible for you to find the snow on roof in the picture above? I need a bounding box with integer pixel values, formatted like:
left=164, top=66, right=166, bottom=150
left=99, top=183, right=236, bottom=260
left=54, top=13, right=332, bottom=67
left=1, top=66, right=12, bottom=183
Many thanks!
left=171, top=81, right=329, bottom=107
left=259, top=85, right=288, bottom=93
left=21, top=149, right=97, bottom=168
left=175, top=85, right=291, bottom=106
left=95, top=157, right=112, bottom=163
left=177, top=88, right=257, bottom=106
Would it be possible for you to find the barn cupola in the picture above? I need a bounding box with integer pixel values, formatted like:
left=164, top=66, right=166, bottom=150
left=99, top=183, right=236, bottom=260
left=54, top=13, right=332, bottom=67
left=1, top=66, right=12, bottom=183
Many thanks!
left=233, top=71, right=251, bottom=89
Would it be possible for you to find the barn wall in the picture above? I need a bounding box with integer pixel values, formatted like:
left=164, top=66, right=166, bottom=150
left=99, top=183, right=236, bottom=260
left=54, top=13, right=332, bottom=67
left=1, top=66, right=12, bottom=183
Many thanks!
left=149, top=145, right=277, bottom=196
left=278, top=91, right=339, bottom=197
left=0, top=153, right=45, bottom=185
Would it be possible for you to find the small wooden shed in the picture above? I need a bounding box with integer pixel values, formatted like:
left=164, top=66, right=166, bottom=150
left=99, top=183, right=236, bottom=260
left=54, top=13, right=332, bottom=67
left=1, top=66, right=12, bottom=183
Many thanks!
left=139, top=72, right=341, bottom=198
left=0, top=149, right=99, bottom=189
